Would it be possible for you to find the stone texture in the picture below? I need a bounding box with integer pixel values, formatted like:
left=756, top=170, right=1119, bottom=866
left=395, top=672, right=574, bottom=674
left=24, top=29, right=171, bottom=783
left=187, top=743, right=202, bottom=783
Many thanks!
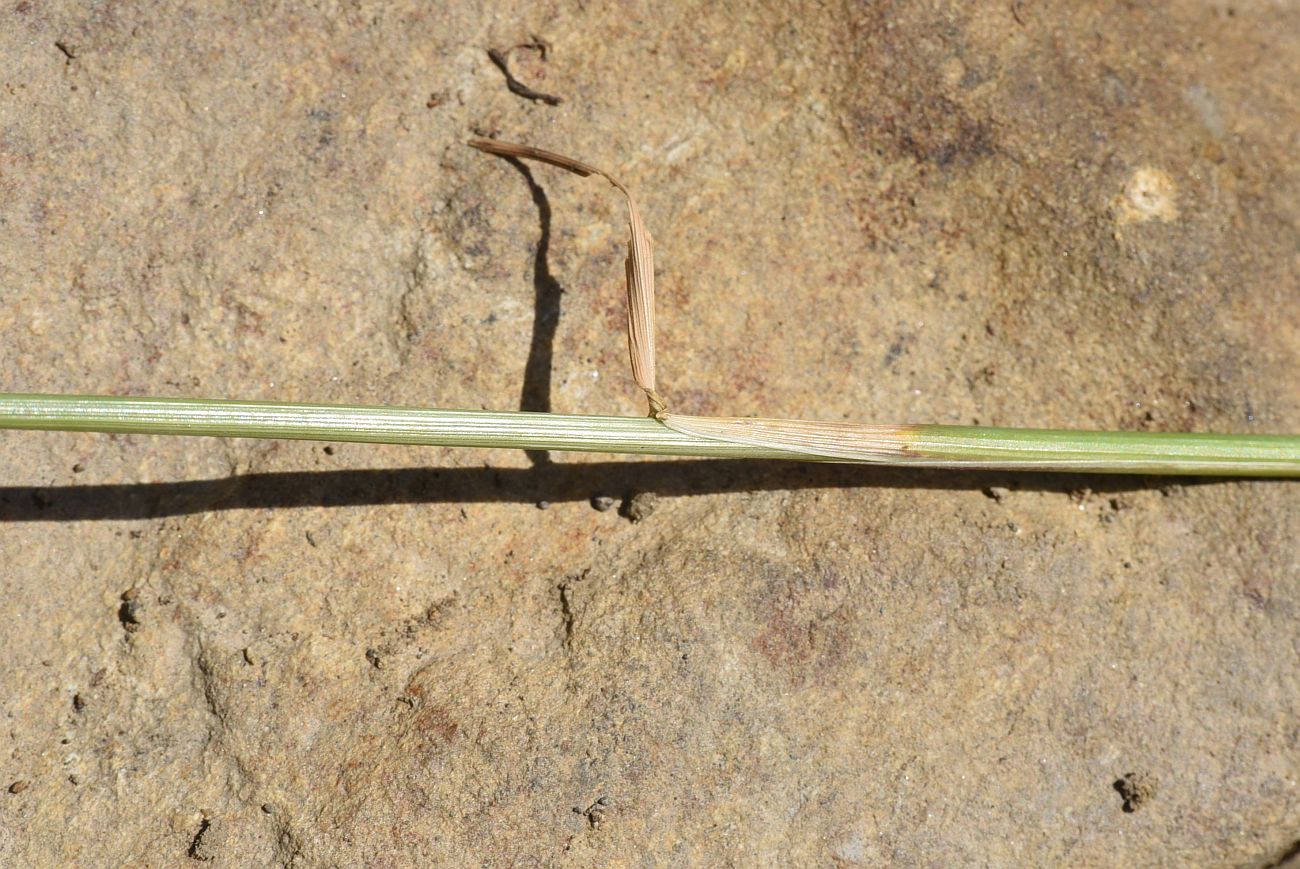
left=2, top=1, right=1298, bottom=866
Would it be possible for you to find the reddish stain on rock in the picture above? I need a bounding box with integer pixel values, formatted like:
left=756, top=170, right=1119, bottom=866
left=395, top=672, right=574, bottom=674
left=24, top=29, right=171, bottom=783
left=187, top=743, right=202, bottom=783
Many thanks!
left=753, top=564, right=854, bottom=685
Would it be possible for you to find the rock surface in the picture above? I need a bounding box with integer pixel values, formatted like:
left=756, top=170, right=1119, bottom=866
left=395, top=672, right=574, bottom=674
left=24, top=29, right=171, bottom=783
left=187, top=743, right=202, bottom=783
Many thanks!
left=2, top=2, right=1298, bottom=866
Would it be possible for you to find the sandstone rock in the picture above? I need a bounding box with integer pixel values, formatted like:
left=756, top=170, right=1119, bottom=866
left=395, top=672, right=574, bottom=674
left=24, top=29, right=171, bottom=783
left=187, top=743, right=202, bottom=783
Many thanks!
left=1, top=2, right=1297, bottom=866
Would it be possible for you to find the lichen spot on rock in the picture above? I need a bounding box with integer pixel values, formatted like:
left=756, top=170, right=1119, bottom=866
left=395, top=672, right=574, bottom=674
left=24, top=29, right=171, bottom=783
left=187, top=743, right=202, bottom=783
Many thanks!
left=1115, top=167, right=1180, bottom=225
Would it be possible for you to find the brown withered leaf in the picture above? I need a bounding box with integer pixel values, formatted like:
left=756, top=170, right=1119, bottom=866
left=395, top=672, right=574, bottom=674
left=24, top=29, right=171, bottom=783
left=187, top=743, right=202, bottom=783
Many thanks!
left=468, top=138, right=664, bottom=416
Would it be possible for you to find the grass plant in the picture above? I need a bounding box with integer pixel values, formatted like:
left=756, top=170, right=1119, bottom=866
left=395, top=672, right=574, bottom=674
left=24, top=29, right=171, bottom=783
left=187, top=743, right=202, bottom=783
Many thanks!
left=1, top=140, right=1296, bottom=478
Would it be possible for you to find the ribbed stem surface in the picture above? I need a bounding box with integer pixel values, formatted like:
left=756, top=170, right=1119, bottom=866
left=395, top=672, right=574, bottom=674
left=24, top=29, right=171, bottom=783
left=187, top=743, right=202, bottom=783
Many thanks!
left=0, top=394, right=1297, bottom=476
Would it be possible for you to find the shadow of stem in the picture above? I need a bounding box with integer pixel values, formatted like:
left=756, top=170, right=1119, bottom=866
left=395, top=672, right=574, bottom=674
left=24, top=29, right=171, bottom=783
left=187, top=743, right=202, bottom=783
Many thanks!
left=0, top=460, right=1227, bottom=521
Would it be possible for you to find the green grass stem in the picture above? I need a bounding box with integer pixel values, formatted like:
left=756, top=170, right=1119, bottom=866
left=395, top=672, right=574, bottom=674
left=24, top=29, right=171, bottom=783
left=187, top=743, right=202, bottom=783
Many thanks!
left=1, top=393, right=1297, bottom=476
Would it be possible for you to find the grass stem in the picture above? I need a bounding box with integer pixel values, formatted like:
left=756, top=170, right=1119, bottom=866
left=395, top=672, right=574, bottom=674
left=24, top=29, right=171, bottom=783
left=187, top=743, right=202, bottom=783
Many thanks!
left=1, top=393, right=1296, bottom=476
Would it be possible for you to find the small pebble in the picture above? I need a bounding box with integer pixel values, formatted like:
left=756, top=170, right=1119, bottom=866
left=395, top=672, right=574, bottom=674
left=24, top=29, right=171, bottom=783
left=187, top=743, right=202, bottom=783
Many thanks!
left=118, top=590, right=143, bottom=632
left=590, top=495, right=615, bottom=512
left=261, top=803, right=276, bottom=814
left=621, top=491, right=659, bottom=523
left=536, top=500, right=551, bottom=510
left=8, top=780, right=30, bottom=794
left=1114, top=771, right=1157, bottom=813
left=983, top=486, right=1011, bottom=504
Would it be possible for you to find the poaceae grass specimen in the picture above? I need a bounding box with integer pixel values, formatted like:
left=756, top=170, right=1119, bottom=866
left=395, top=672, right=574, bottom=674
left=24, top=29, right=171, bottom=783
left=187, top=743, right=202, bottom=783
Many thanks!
left=1, top=139, right=1296, bottom=477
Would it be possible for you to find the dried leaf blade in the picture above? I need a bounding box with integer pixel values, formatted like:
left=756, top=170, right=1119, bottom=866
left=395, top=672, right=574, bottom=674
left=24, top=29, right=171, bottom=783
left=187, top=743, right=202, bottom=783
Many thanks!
left=469, top=137, right=662, bottom=414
